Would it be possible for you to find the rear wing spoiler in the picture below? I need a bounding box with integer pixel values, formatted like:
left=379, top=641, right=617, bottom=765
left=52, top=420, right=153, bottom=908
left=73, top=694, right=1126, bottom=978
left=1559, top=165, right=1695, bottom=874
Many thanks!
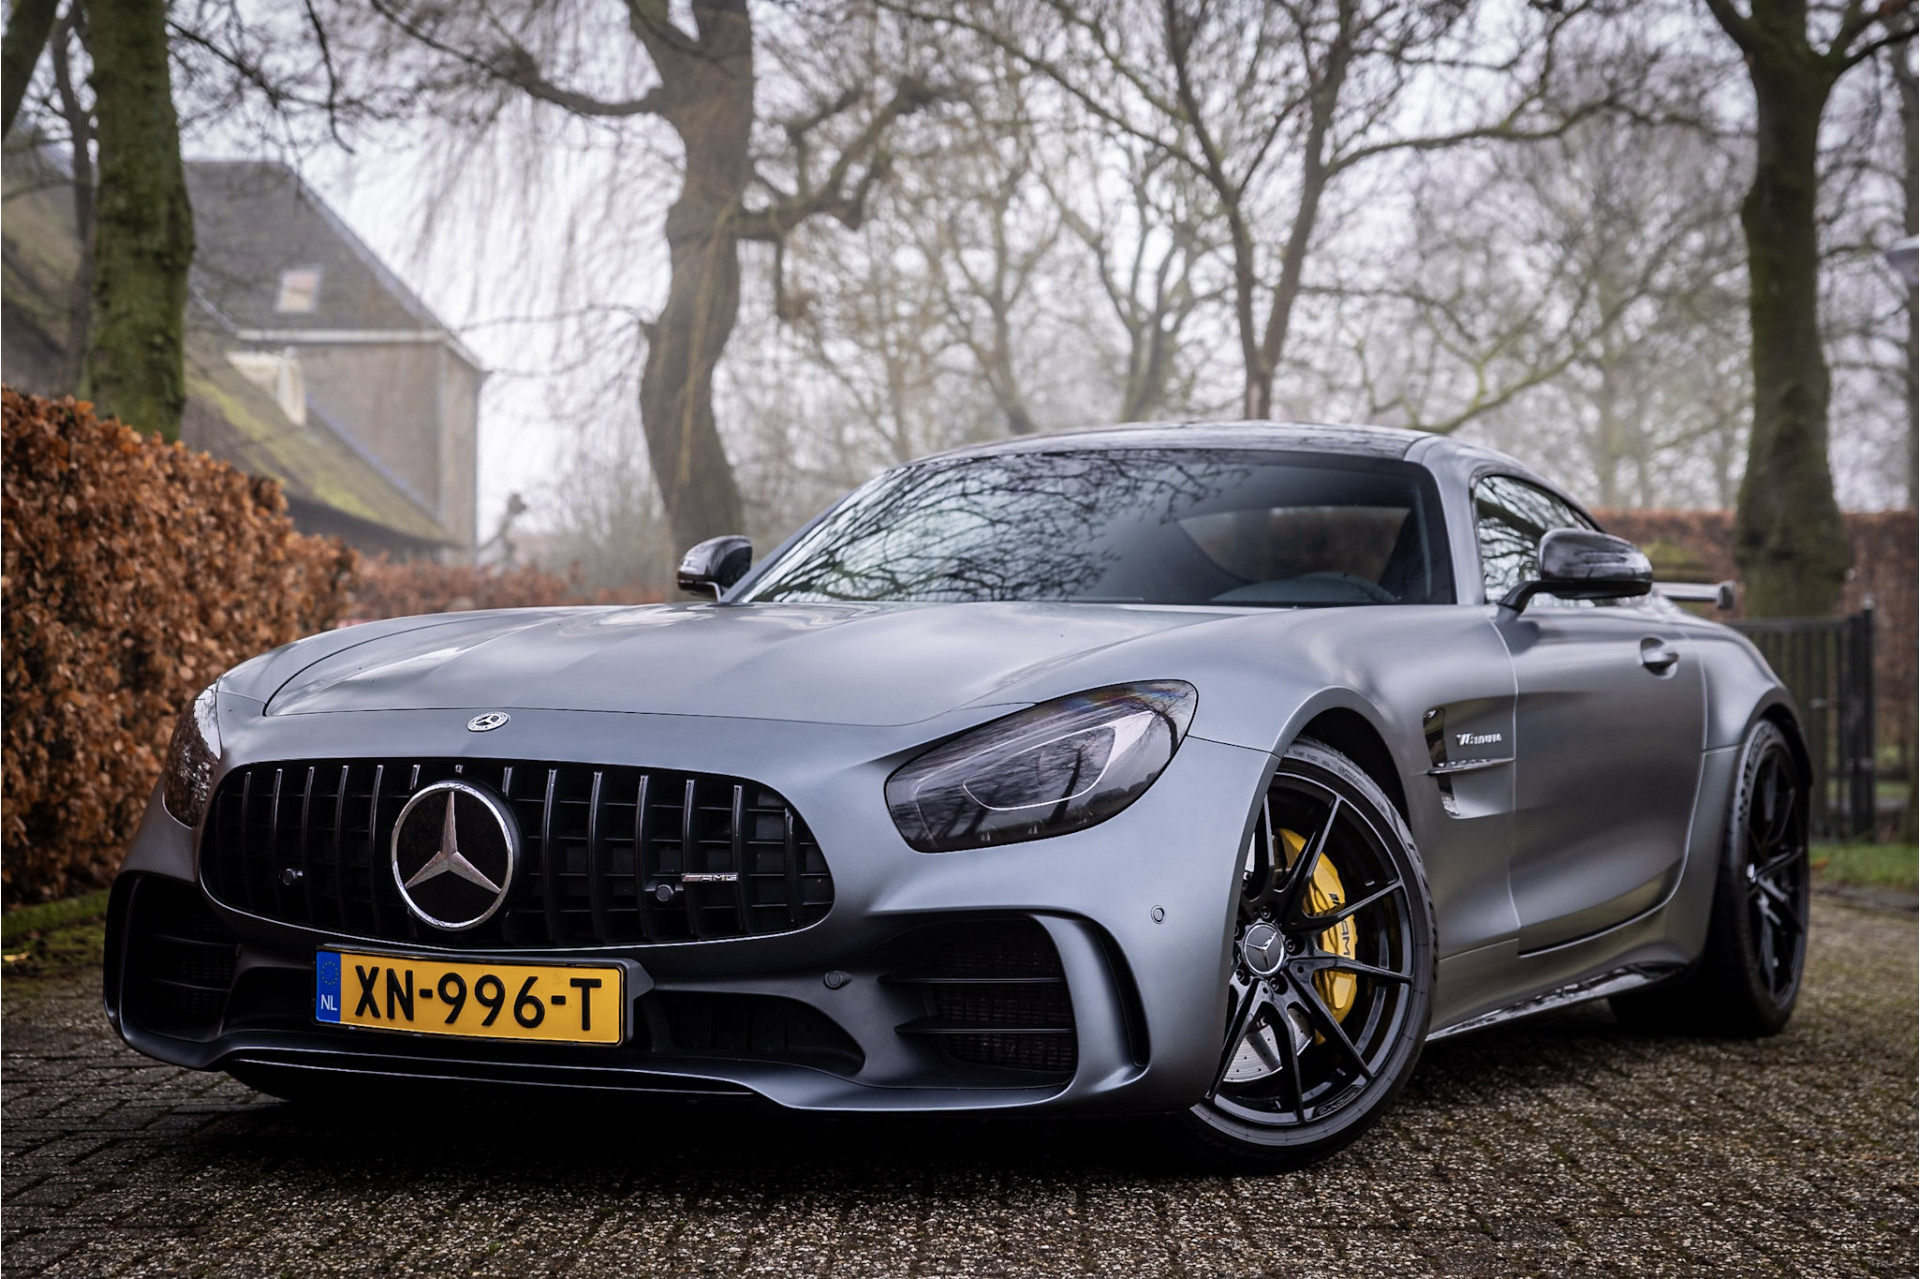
left=1655, top=581, right=1736, bottom=611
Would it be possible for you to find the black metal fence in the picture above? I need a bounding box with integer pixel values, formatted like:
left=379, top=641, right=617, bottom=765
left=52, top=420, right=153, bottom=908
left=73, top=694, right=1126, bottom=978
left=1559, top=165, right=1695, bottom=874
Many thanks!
left=1730, top=606, right=1877, bottom=841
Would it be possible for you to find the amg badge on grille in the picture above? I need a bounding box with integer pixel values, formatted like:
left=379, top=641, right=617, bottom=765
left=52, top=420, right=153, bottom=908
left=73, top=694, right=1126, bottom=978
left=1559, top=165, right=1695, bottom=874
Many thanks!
left=390, top=780, right=520, bottom=930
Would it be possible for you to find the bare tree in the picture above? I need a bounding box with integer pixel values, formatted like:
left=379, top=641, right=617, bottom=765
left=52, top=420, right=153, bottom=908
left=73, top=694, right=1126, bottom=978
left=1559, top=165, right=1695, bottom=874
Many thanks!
left=1702, top=0, right=1915, bottom=616
left=891, top=0, right=1623, bottom=423
left=365, top=0, right=942, bottom=552
left=1337, top=60, right=1753, bottom=509
left=1040, top=109, right=1223, bottom=421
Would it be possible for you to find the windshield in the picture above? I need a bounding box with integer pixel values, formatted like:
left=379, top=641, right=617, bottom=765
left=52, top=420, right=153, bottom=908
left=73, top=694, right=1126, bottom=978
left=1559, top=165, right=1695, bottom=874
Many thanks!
left=741, top=449, right=1453, bottom=608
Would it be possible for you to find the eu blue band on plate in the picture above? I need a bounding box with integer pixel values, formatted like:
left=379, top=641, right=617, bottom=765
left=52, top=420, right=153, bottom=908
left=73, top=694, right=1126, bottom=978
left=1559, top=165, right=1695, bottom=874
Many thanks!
left=314, top=950, right=342, bottom=1022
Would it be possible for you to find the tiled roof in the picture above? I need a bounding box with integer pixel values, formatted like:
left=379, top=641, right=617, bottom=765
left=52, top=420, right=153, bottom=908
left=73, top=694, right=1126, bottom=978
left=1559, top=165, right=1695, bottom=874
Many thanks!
left=186, top=162, right=444, bottom=341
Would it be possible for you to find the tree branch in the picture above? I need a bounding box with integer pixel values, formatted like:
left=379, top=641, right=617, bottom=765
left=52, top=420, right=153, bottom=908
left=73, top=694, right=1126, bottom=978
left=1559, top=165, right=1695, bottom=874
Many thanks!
left=735, top=77, right=942, bottom=241
left=487, top=43, right=664, bottom=118
left=368, top=0, right=665, bottom=120
left=1699, top=0, right=1759, bottom=57
left=300, top=0, right=351, bottom=150
left=1837, top=12, right=1917, bottom=72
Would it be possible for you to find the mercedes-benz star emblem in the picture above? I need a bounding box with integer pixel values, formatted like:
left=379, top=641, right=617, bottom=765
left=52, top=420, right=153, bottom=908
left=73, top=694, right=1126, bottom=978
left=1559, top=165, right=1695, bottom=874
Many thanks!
left=1240, top=921, right=1286, bottom=977
left=390, top=780, right=520, bottom=930
left=467, top=712, right=510, bottom=733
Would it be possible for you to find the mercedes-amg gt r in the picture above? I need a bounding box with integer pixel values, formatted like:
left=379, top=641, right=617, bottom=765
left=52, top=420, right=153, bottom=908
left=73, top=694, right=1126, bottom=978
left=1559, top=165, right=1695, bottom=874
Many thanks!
left=106, top=422, right=1811, bottom=1168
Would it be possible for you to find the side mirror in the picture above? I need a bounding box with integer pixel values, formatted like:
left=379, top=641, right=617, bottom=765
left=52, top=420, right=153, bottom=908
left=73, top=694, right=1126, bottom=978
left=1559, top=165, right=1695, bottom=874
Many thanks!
left=677, top=535, right=752, bottom=601
left=1498, top=528, right=1652, bottom=616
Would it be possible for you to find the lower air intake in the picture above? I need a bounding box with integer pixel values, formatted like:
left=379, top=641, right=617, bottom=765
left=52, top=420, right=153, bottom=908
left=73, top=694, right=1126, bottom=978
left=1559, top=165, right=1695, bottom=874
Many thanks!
left=888, top=920, right=1077, bottom=1081
left=123, top=876, right=240, bottom=1041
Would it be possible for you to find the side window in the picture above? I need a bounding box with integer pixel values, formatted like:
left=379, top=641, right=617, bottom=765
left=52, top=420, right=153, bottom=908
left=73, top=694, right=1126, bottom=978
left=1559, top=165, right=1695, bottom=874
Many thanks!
left=1473, top=474, right=1595, bottom=606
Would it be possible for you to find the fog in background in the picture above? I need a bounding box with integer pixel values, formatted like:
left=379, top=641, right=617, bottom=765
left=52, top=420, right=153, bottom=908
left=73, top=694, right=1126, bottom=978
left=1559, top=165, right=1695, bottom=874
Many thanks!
left=25, top=0, right=1915, bottom=591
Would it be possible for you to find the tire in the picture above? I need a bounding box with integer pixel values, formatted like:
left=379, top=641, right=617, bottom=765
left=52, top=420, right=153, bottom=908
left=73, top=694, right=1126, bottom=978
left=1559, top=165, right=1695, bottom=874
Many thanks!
left=1610, top=719, right=1810, bottom=1037
left=1164, top=736, right=1436, bottom=1172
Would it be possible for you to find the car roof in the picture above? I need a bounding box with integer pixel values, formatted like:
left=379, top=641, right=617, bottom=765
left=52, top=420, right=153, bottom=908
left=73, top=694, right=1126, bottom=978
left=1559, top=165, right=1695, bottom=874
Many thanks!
left=921, top=420, right=1428, bottom=462
left=905, top=419, right=1587, bottom=525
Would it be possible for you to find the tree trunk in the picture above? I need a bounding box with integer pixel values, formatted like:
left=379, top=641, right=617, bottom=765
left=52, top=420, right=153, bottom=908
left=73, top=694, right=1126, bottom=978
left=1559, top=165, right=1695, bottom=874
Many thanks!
left=1731, top=57, right=1851, bottom=617
left=51, top=13, right=92, bottom=394
left=1896, top=43, right=1917, bottom=511
left=640, top=190, right=750, bottom=552
left=80, top=0, right=192, bottom=442
left=1249, top=0, right=1352, bottom=420
left=0, top=0, right=59, bottom=138
left=635, top=3, right=752, bottom=554
left=1119, top=318, right=1173, bottom=421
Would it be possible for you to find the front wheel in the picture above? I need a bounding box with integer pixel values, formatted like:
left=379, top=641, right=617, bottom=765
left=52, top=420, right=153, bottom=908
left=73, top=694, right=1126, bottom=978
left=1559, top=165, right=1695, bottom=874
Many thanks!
left=1165, top=737, right=1436, bottom=1171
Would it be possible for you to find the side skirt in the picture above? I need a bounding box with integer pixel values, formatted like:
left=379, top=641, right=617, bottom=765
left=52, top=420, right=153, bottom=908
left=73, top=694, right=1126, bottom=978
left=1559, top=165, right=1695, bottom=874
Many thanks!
left=1425, top=962, right=1686, bottom=1042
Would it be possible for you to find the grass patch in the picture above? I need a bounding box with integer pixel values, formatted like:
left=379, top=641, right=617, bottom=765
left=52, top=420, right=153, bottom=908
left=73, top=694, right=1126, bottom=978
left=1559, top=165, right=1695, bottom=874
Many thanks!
left=2, top=889, right=109, bottom=946
left=2, top=889, right=109, bottom=991
left=1811, top=842, right=1918, bottom=891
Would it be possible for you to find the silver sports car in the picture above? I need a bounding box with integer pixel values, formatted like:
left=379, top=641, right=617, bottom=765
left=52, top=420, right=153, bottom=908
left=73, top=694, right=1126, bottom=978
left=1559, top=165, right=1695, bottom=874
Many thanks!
left=107, top=422, right=1811, bottom=1169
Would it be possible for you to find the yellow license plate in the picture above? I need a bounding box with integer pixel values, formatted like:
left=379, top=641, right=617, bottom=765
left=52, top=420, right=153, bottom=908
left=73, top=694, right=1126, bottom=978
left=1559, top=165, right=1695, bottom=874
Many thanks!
left=315, top=950, right=623, bottom=1045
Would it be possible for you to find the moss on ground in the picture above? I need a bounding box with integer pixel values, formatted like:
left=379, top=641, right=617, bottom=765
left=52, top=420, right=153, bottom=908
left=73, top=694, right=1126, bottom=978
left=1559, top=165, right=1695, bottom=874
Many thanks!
left=1812, top=842, right=1918, bottom=891
left=2, top=890, right=108, bottom=994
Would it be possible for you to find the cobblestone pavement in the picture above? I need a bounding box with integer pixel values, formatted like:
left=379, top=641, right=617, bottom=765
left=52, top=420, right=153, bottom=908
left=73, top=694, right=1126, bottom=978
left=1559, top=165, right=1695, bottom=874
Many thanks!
left=5, top=899, right=1914, bottom=1278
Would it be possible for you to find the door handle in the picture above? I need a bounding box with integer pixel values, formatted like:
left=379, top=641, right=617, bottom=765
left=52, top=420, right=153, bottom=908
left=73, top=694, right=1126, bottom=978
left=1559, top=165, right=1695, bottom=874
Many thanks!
left=1639, top=637, right=1680, bottom=674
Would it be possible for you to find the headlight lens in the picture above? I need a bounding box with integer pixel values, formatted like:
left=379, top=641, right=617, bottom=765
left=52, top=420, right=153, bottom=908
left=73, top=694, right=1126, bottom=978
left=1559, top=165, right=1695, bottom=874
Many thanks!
left=161, top=684, right=220, bottom=827
left=886, top=681, right=1197, bottom=852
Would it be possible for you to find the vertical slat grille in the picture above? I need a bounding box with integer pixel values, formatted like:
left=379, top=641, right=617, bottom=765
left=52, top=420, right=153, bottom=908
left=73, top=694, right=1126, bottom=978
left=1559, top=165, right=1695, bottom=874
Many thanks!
left=201, top=759, right=834, bottom=949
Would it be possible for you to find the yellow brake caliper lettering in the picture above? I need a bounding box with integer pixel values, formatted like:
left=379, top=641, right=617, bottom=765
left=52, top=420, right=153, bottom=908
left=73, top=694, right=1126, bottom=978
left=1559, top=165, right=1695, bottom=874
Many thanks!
left=1279, top=828, right=1357, bottom=1022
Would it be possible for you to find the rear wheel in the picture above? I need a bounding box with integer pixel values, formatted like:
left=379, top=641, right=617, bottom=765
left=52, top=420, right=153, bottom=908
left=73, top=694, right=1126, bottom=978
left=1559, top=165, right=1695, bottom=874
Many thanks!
left=1166, top=737, right=1435, bottom=1171
left=1611, top=719, right=1809, bottom=1037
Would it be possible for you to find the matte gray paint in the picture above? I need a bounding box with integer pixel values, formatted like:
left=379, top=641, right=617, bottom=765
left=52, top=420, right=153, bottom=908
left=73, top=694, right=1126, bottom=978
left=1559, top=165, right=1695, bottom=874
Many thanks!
left=1496, top=608, right=1706, bottom=952
left=108, top=420, right=1804, bottom=1113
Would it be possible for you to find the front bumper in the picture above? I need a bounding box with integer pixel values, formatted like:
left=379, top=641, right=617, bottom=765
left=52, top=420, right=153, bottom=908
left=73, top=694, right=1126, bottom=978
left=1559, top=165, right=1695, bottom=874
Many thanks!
left=108, top=705, right=1275, bottom=1114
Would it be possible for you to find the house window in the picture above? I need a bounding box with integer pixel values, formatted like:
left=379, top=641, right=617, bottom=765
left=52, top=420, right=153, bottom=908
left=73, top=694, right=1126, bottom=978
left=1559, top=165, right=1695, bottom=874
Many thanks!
left=226, top=349, right=307, bottom=425
left=274, top=267, right=323, bottom=313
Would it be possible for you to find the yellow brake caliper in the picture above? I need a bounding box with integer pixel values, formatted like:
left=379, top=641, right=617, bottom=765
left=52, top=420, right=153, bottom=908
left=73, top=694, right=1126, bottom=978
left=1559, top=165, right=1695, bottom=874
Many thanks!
left=1279, top=828, right=1357, bottom=1022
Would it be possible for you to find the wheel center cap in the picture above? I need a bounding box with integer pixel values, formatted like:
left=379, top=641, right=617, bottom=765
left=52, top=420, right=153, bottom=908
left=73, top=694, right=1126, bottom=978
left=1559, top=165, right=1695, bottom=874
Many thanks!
left=1240, top=921, right=1286, bottom=977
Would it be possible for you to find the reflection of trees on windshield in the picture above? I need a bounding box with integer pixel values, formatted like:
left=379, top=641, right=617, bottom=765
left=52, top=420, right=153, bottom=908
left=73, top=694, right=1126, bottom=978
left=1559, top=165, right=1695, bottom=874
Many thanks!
left=743, top=449, right=1443, bottom=606
left=745, top=452, right=1248, bottom=604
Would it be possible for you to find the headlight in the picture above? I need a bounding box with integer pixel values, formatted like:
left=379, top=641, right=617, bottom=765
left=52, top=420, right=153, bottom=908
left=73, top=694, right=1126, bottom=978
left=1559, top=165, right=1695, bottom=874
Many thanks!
left=161, top=684, right=220, bottom=827
left=886, top=681, right=1197, bottom=852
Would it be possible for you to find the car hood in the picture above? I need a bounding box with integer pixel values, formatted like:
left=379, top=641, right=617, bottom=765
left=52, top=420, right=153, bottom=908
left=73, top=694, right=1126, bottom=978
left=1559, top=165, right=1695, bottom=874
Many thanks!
left=263, top=602, right=1244, bottom=726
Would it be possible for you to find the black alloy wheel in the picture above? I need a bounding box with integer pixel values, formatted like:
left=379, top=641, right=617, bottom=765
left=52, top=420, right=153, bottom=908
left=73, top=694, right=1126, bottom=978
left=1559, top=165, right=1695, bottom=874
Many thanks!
left=1168, top=737, right=1435, bottom=1171
left=1612, top=718, right=1810, bottom=1037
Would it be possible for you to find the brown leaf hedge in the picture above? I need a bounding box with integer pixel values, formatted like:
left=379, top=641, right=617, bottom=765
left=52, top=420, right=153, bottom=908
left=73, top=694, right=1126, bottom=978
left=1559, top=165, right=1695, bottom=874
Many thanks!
left=2, top=388, right=355, bottom=904
left=349, top=557, right=582, bottom=620
left=348, top=559, right=661, bottom=620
